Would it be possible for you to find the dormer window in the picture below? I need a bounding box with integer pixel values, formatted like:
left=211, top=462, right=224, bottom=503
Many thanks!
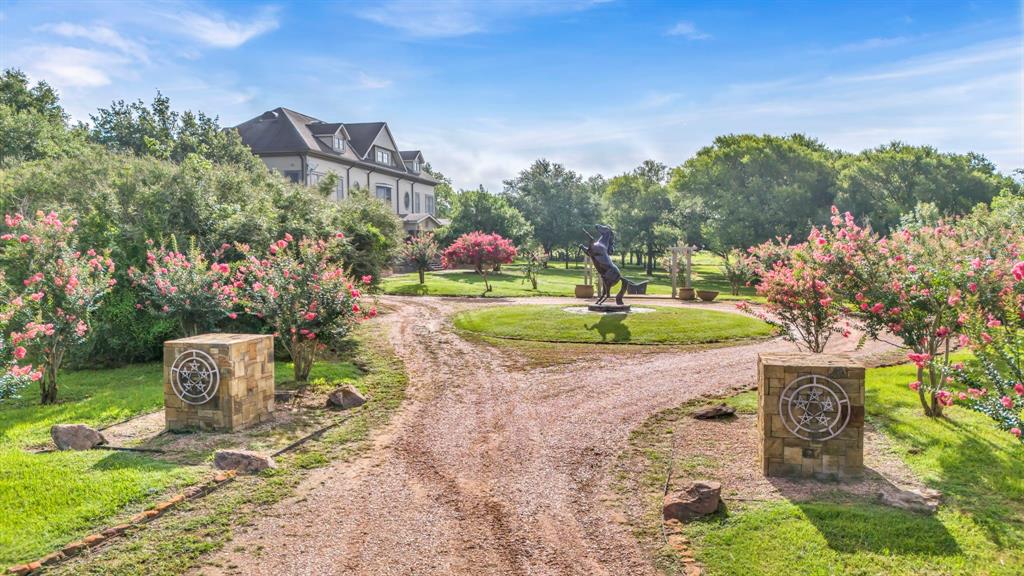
left=333, top=135, right=345, bottom=152
left=376, top=148, right=391, bottom=165
left=412, top=160, right=420, bottom=173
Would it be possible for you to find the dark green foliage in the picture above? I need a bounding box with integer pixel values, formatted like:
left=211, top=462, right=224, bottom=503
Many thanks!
left=69, top=288, right=178, bottom=367
left=603, top=160, right=675, bottom=274
left=835, top=142, right=1013, bottom=232
left=0, top=69, right=89, bottom=167
left=502, top=159, right=600, bottom=256
left=334, top=188, right=403, bottom=283
left=441, top=186, right=533, bottom=245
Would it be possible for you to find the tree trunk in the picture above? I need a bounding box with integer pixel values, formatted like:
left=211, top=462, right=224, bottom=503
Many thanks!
left=564, top=248, right=569, bottom=269
left=418, top=268, right=425, bottom=284
left=40, top=348, right=64, bottom=404
left=292, top=338, right=316, bottom=382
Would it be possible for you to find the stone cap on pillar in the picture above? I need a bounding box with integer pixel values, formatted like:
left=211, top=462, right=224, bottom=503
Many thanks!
left=758, top=352, right=864, bottom=368
left=165, top=333, right=271, bottom=346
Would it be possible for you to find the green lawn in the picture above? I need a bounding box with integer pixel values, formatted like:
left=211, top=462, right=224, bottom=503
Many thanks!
left=453, top=304, right=774, bottom=345
left=0, top=356, right=366, bottom=567
left=626, top=361, right=1024, bottom=575
left=382, top=253, right=759, bottom=300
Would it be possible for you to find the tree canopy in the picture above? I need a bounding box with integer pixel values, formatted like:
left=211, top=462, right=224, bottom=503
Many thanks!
left=442, top=186, right=533, bottom=246
left=502, top=159, right=600, bottom=257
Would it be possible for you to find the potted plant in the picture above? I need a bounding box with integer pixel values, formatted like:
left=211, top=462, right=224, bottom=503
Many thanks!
left=678, top=287, right=695, bottom=300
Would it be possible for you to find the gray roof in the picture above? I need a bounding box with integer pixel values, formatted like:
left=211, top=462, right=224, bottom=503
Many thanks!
left=343, top=122, right=386, bottom=158
left=233, top=109, right=436, bottom=184
left=400, top=150, right=422, bottom=161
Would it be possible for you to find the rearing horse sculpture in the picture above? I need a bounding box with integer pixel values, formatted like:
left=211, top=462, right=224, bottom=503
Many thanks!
left=579, top=224, right=646, bottom=306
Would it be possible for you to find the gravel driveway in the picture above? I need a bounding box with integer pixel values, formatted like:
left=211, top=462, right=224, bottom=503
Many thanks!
left=201, top=296, right=895, bottom=576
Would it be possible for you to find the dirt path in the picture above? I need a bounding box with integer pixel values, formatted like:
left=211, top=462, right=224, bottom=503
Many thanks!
left=202, top=297, right=894, bottom=576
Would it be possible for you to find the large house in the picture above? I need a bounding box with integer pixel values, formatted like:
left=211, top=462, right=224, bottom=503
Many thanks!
left=234, top=107, right=444, bottom=234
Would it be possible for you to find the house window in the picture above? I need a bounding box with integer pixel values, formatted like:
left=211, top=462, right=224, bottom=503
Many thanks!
left=403, top=191, right=411, bottom=211
left=335, top=177, right=344, bottom=201
left=415, top=192, right=421, bottom=213
left=375, top=148, right=391, bottom=165
left=308, top=171, right=325, bottom=186
left=375, top=184, right=392, bottom=204
left=425, top=195, right=435, bottom=215
left=282, top=170, right=302, bottom=184
left=412, top=160, right=420, bottom=173
left=333, top=135, right=345, bottom=152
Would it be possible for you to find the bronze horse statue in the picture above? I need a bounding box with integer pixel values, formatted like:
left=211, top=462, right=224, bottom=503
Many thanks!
left=579, top=224, right=646, bottom=306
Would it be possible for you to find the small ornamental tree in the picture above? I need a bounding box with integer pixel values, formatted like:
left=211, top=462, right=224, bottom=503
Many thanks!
left=721, top=248, right=757, bottom=296
left=0, top=212, right=116, bottom=404
left=739, top=231, right=849, bottom=353
left=0, top=273, right=39, bottom=400
left=238, top=234, right=374, bottom=383
left=442, top=231, right=517, bottom=293
left=128, top=238, right=240, bottom=336
left=399, top=233, right=440, bottom=285
left=948, top=258, right=1024, bottom=443
left=815, top=207, right=1006, bottom=417
left=521, top=245, right=548, bottom=290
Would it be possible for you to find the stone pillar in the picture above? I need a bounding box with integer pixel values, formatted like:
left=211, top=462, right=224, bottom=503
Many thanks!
left=164, top=334, right=275, bottom=432
left=758, top=353, right=864, bottom=480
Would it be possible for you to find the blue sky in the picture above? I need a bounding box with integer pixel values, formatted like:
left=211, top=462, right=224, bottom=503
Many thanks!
left=1, top=0, right=1021, bottom=190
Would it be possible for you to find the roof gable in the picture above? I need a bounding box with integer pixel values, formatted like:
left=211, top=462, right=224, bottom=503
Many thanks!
left=344, top=122, right=386, bottom=157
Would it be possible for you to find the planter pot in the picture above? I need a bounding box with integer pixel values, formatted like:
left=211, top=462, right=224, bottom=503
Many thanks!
left=678, top=288, right=695, bottom=300
left=697, top=290, right=719, bottom=302
left=575, top=284, right=595, bottom=298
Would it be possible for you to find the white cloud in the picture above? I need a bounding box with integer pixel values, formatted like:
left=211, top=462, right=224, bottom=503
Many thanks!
left=14, top=45, right=131, bottom=88
left=666, top=21, right=710, bottom=40
left=352, top=0, right=608, bottom=38
left=35, top=22, right=149, bottom=63
left=164, top=7, right=279, bottom=48
left=828, top=36, right=909, bottom=53
left=414, top=38, right=1021, bottom=190
left=357, top=72, right=393, bottom=90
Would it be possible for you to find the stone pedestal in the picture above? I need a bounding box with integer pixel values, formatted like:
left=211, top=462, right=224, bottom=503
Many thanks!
left=164, top=334, right=275, bottom=432
left=757, top=353, right=864, bottom=480
left=587, top=303, right=631, bottom=313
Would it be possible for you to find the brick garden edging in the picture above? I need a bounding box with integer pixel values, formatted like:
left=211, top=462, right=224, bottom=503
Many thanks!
left=6, top=470, right=237, bottom=575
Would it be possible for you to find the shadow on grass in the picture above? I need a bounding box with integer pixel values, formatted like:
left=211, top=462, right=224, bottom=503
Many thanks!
left=584, top=313, right=631, bottom=342
left=88, top=449, right=191, bottom=472
left=387, top=283, right=430, bottom=296
left=865, top=387, right=1024, bottom=548
left=797, top=501, right=961, bottom=556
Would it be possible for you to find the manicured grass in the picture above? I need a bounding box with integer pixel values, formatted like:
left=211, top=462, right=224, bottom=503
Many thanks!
left=49, top=324, right=408, bottom=576
left=0, top=355, right=368, bottom=567
left=382, top=253, right=759, bottom=300
left=621, top=361, right=1024, bottom=575
left=453, top=304, right=774, bottom=345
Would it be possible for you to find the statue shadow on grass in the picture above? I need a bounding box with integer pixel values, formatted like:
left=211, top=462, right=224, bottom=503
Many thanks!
left=765, top=470, right=960, bottom=557
left=584, top=313, right=631, bottom=342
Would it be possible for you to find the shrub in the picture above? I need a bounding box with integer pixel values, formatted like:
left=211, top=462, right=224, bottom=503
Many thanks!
left=740, top=232, right=848, bottom=353
left=71, top=287, right=178, bottom=367
left=237, top=233, right=373, bottom=382
left=948, top=258, right=1024, bottom=443
left=0, top=271, right=36, bottom=400
left=128, top=238, right=239, bottom=337
left=442, top=231, right=517, bottom=293
left=521, top=245, right=548, bottom=290
left=398, top=233, right=440, bottom=284
left=0, top=212, right=115, bottom=403
left=721, top=248, right=757, bottom=295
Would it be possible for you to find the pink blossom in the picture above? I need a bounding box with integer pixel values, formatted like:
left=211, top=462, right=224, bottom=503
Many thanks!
left=304, top=312, right=317, bottom=321
left=1000, top=396, right=1014, bottom=409
left=13, top=346, right=26, bottom=360
left=1013, top=261, right=1024, bottom=282
left=907, top=353, right=931, bottom=368
left=1011, top=428, right=1022, bottom=438
left=228, top=313, right=238, bottom=320
left=908, top=381, right=921, bottom=391
left=1015, top=382, right=1024, bottom=396
left=352, top=303, right=360, bottom=313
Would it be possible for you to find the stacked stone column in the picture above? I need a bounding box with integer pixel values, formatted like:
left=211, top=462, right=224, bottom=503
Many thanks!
left=758, top=353, right=864, bottom=480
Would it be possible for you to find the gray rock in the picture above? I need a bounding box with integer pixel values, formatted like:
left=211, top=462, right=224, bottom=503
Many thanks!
left=327, top=385, right=366, bottom=409
left=213, top=449, right=276, bottom=474
left=879, top=487, right=941, bottom=514
left=692, top=403, right=736, bottom=420
left=663, top=480, right=722, bottom=522
left=51, top=424, right=107, bottom=451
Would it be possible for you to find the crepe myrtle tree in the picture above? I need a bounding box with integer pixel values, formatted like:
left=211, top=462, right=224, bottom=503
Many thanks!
left=814, top=207, right=1010, bottom=417
left=946, top=258, right=1024, bottom=443
left=0, top=212, right=116, bottom=404
left=0, top=271, right=39, bottom=400
left=738, top=231, right=849, bottom=353
left=399, top=232, right=440, bottom=285
left=442, top=231, right=517, bottom=293
left=128, top=237, right=241, bottom=337
left=237, top=233, right=375, bottom=383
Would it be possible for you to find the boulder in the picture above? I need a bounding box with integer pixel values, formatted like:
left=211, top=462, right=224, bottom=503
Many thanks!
left=213, top=449, right=276, bottom=474
left=692, top=403, right=736, bottom=420
left=879, top=487, right=941, bottom=514
left=663, top=480, right=722, bottom=522
left=327, top=385, right=367, bottom=409
left=51, top=424, right=107, bottom=451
